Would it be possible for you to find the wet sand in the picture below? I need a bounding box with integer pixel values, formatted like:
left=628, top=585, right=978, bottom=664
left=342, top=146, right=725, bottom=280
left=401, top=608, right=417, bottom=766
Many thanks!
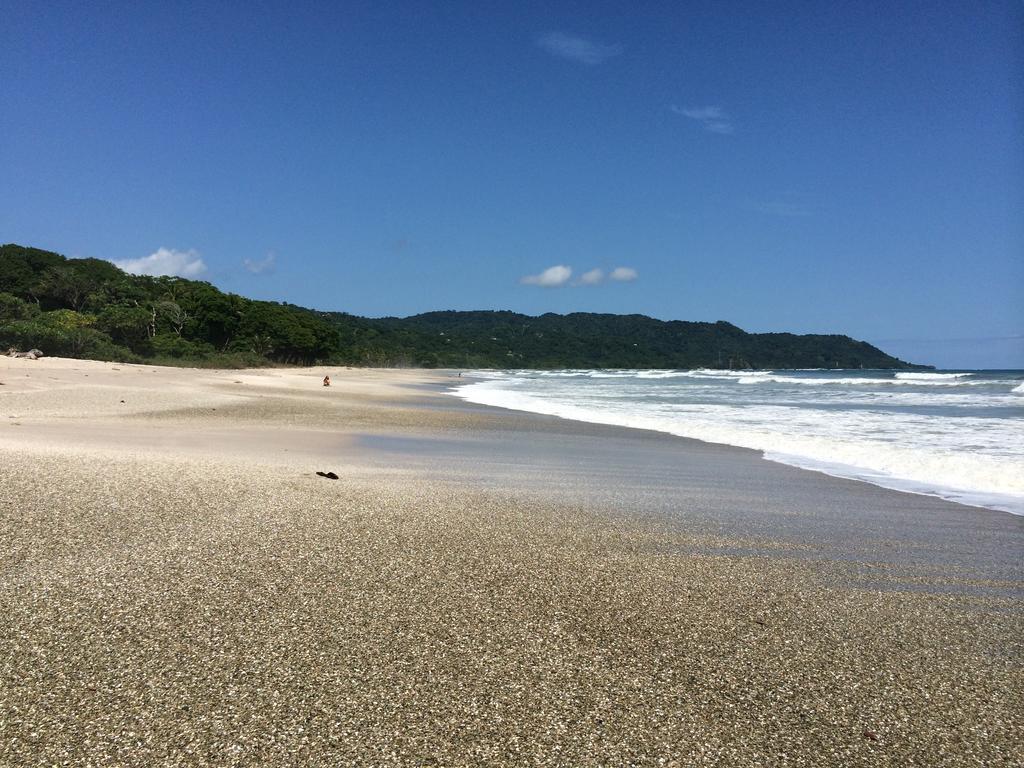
left=1, top=357, right=1021, bottom=766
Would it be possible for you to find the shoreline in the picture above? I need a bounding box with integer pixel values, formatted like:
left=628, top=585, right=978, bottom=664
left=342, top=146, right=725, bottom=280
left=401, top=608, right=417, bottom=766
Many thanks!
left=1, top=357, right=1022, bottom=765
left=3, top=356, right=1023, bottom=576
left=3, top=357, right=1022, bottom=571
left=448, top=369, right=1024, bottom=517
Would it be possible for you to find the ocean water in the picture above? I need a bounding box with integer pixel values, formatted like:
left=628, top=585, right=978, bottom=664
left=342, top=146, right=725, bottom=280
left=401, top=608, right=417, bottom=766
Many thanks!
left=454, top=369, right=1024, bottom=516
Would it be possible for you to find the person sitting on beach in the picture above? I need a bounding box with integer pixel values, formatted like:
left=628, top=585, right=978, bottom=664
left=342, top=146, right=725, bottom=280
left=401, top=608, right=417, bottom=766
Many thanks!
left=323, top=375, right=331, bottom=387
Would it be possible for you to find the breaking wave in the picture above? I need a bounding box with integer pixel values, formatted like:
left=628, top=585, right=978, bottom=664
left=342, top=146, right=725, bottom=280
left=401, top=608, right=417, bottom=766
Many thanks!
left=455, top=368, right=1024, bottom=515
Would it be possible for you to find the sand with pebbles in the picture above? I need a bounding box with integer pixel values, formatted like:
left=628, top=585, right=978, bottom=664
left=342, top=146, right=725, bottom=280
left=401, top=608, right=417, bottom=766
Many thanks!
left=1, top=357, right=1021, bottom=766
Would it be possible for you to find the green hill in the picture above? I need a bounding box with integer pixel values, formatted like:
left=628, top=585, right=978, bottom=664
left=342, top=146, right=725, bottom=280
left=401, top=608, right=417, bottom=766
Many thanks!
left=1, top=244, right=928, bottom=370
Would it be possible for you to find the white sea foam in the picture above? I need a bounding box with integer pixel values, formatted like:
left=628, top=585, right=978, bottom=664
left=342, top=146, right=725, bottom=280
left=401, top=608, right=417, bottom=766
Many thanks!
left=472, top=368, right=995, bottom=387
left=634, top=370, right=698, bottom=379
left=736, top=375, right=891, bottom=386
left=895, top=371, right=972, bottom=381
left=736, top=375, right=986, bottom=387
left=454, top=369, right=1024, bottom=515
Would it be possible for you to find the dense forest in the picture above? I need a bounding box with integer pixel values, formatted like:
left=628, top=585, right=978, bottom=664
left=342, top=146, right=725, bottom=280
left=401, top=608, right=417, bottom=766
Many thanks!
left=1, top=244, right=926, bottom=370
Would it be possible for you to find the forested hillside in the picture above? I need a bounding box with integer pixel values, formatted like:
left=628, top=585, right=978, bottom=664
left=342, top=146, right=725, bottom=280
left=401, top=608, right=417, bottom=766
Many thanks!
left=334, top=310, right=917, bottom=369
left=0, top=244, right=338, bottom=365
left=1, top=244, right=926, bottom=369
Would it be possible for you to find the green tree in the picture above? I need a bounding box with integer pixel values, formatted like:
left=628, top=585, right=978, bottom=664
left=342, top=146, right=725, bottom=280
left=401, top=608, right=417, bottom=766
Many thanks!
left=156, top=301, right=190, bottom=336
left=36, top=266, right=98, bottom=311
left=0, top=293, right=37, bottom=322
left=97, top=305, right=153, bottom=350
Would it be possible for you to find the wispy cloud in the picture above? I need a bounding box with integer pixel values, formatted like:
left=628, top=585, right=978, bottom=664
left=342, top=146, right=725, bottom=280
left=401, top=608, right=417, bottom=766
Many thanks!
left=609, top=266, right=638, bottom=282
left=243, top=251, right=276, bottom=274
left=521, top=265, right=572, bottom=287
left=578, top=268, right=605, bottom=285
left=751, top=201, right=811, bottom=217
left=670, top=104, right=735, bottom=134
left=115, top=248, right=207, bottom=278
left=537, top=32, right=622, bottom=65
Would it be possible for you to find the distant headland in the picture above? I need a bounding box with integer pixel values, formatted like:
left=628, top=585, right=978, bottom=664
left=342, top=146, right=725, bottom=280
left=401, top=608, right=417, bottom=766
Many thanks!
left=1, top=244, right=930, bottom=370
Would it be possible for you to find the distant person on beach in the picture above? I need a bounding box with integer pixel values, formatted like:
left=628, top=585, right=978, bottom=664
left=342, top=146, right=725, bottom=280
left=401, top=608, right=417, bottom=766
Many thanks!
left=323, top=375, right=330, bottom=387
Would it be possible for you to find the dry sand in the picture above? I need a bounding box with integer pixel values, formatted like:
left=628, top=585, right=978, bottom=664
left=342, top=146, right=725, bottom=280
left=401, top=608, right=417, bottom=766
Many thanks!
left=1, top=357, right=1021, bottom=766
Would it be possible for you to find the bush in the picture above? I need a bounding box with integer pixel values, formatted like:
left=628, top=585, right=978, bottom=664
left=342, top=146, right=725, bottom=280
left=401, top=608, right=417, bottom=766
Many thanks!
left=149, top=352, right=267, bottom=369
left=47, top=309, right=96, bottom=330
left=0, top=293, right=38, bottom=322
left=0, top=319, right=136, bottom=361
left=96, top=305, right=152, bottom=350
left=149, top=334, right=216, bottom=359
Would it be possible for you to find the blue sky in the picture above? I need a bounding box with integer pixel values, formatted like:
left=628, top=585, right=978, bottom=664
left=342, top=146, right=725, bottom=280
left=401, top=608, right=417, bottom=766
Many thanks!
left=2, top=1, right=1021, bottom=367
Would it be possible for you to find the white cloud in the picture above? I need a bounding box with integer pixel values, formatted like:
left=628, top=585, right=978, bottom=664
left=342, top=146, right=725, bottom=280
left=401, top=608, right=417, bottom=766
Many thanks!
left=578, top=268, right=605, bottom=285
left=115, top=248, right=207, bottom=278
left=521, top=265, right=572, bottom=287
left=243, top=251, right=276, bottom=274
left=537, top=32, right=622, bottom=65
left=671, top=104, right=735, bottom=135
left=610, top=266, right=638, bottom=282
left=672, top=106, right=724, bottom=121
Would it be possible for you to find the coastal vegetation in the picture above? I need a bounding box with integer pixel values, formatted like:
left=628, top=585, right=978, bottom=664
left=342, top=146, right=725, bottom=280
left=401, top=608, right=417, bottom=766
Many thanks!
left=1, top=244, right=925, bottom=369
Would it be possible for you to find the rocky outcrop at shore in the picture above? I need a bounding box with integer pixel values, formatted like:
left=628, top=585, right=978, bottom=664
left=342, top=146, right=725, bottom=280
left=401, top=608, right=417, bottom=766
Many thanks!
left=6, top=347, right=44, bottom=360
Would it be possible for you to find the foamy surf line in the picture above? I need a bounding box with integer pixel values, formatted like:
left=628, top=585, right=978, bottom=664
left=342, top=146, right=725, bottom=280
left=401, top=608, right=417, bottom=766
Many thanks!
left=452, top=375, right=1024, bottom=517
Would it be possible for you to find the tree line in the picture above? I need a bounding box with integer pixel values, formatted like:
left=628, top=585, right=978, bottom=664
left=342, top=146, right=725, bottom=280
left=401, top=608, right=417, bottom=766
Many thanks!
left=0, top=244, right=926, bottom=370
left=0, top=244, right=337, bottom=365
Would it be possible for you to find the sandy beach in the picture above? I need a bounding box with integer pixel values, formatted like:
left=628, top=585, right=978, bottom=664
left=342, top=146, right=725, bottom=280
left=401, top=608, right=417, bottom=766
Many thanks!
left=1, top=357, right=1021, bottom=766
